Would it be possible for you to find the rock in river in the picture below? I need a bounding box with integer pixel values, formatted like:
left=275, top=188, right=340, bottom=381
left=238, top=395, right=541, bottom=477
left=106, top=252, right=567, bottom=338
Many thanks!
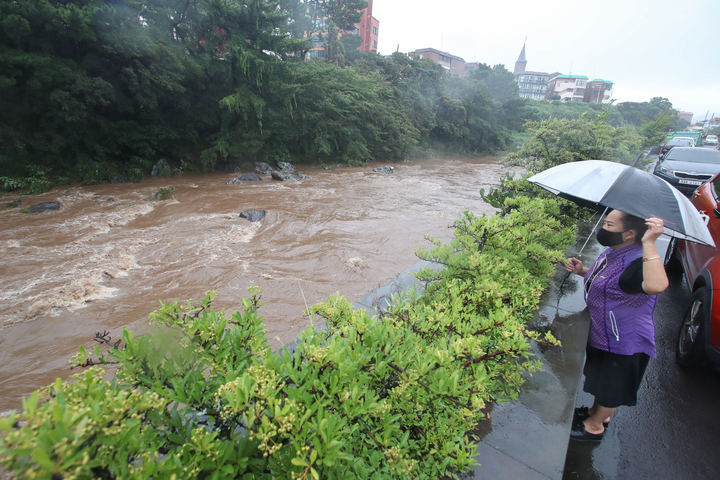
left=26, top=201, right=60, bottom=213
left=271, top=171, right=299, bottom=182
left=239, top=172, right=261, bottom=181
left=255, top=162, right=273, bottom=175
left=239, top=209, right=267, bottom=222
left=372, top=166, right=394, bottom=174
left=277, top=162, right=294, bottom=173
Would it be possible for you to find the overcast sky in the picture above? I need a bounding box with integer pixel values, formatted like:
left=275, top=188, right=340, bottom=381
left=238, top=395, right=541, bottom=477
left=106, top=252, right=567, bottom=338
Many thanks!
left=373, top=0, right=718, bottom=123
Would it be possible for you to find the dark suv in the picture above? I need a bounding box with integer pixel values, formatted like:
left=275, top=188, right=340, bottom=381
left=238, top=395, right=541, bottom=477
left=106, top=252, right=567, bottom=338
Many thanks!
left=666, top=172, right=720, bottom=368
left=653, top=147, right=720, bottom=196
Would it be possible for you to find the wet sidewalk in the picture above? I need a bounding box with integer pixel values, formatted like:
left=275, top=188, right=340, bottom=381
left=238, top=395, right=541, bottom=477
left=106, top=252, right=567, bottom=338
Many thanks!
left=350, top=226, right=604, bottom=479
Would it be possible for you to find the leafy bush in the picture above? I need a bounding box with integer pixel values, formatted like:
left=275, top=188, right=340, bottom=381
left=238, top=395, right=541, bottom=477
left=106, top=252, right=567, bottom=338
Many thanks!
left=125, top=168, right=145, bottom=183
left=153, top=187, right=175, bottom=201
left=481, top=172, right=590, bottom=221
left=0, top=165, right=52, bottom=194
left=0, top=197, right=573, bottom=479
left=505, top=113, right=643, bottom=173
left=1, top=199, right=21, bottom=210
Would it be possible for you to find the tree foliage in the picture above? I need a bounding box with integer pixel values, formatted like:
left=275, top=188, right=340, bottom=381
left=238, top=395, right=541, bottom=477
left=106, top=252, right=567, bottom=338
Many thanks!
left=504, top=114, right=644, bottom=173
left=0, top=196, right=574, bottom=479
left=0, top=0, right=688, bottom=190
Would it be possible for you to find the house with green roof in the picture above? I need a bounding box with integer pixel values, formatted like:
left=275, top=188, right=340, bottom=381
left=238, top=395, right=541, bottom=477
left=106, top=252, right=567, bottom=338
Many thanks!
left=545, top=74, right=589, bottom=102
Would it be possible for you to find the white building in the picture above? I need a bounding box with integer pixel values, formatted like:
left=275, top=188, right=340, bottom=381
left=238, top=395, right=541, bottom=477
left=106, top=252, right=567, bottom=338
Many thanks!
left=545, top=74, right=589, bottom=102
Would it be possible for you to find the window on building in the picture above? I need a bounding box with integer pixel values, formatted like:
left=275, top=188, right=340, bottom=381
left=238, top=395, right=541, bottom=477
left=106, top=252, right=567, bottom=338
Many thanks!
left=373, top=26, right=378, bottom=35
left=308, top=49, right=326, bottom=59
left=372, top=40, right=377, bottom=48
left=439, top=54, right=451, bottom=63
left=576, top=79, right=587, bottom=87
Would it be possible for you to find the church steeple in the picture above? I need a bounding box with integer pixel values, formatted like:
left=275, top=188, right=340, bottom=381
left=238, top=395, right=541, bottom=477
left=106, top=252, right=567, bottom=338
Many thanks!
left=514, top=39, right=527, bottom=74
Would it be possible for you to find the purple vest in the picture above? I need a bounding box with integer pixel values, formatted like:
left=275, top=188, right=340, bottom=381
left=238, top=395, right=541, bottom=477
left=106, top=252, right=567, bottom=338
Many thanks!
left=583, top=243, right=657, bottom=357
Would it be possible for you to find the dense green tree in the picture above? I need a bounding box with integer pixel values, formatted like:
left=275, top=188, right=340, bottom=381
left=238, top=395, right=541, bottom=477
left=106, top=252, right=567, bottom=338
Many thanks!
left=676, top=117, right=691, bottom=131
left=0, top=0, right=690, bottom=192
left=617, top=96, right=677, bottom=127
left=0, top=0, right=199, bottom=181
left=467, top=63, right=519, bottom=103
left=504, top=114, right=644, bottom=173
left=284, top=0, right=368, bottom=61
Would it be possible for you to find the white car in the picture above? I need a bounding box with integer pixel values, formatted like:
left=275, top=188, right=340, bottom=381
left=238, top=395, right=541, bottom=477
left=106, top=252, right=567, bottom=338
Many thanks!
left=706, top=135, right=718, bottom=146
left=673, top=136, right=696, bottom=146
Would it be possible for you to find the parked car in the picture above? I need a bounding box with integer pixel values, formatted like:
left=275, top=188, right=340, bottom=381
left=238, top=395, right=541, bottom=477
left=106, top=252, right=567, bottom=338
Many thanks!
left=653, top=147, right=720, bottom=196
left=665, top=172, right=720, bottom=368
left=674, top=136, right=696, bottom=145
left=660, top=138, right=695, bottom=155
left=706, top=134, right=719, bottom=146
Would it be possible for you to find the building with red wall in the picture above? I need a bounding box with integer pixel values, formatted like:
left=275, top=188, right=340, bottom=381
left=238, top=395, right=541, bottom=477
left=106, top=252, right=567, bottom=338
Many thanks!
left=412, top=48, right=466, bottom=76
left=354, top=0, right=379, bottom=51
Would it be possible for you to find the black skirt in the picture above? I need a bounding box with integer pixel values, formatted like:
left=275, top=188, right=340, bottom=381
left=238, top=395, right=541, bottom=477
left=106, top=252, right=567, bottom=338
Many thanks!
left=582, top=345, right=650, bottom=408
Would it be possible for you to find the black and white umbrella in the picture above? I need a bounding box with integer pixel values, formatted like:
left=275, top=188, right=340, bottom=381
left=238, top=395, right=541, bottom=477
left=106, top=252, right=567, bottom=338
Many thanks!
left=527, top=160, right=715, bottom=248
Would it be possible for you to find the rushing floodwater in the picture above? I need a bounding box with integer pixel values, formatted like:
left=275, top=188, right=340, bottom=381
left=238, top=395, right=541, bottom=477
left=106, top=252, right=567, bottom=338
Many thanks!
left=0, top=157, right=519, bottom=412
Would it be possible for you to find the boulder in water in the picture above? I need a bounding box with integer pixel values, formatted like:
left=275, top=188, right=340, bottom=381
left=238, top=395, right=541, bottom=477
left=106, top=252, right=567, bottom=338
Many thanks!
left=239, top=172, right=261, bottom=181
left=240, top=209, right=267, bottom=222
left=255, top=162, right=273, bottom=175
left=372, top=166, right=394, bottom=174
left=295, top=171, right=310, bottom=180
left=271, top=171, right=299, bottom=182
left=277, top=162, right=294, bottom=173
left=227, top=178, right=244, bottom=185
left=25, top=201, right=60, bottom=213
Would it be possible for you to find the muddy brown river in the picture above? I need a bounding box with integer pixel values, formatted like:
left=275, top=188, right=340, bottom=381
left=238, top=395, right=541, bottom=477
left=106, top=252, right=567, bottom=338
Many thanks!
left=0, top=157, right=518, bottom=412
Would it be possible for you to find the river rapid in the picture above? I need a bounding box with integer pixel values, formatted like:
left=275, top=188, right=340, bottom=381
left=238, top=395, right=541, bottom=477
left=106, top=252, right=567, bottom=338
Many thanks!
left=0, top=157, right=519, bottom=412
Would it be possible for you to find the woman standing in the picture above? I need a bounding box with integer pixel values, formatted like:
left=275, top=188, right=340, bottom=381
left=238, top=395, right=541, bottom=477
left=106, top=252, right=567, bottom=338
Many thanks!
left=565, top=209, right=669, bottom=441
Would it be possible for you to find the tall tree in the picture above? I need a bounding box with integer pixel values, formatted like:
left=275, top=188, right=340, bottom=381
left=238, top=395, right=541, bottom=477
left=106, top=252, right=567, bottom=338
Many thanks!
left=283, top=0, right=367, bottom=61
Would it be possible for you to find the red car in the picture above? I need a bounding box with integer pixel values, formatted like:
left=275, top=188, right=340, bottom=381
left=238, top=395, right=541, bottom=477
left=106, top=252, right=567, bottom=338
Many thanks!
left=666, top=173, right=720, bottom=367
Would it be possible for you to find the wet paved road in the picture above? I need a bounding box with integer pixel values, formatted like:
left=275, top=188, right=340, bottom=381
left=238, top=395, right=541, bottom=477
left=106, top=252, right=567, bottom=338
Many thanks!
left=563, top=268, right=720, bottom=479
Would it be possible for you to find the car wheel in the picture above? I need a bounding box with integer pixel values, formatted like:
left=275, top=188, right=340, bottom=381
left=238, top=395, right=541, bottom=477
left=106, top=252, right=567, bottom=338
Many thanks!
left=664, top=237, right=682, bottom=274
left=676, top=287, right=709, bottom=367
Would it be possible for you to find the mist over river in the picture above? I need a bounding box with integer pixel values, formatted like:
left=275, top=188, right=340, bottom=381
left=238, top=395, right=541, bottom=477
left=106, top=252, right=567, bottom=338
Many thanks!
left=0, top=157, right=519, bottom=412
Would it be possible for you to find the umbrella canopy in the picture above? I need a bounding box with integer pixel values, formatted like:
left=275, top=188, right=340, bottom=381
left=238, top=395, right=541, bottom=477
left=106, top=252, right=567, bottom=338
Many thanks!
left=527, top=160, right=716, bottom=248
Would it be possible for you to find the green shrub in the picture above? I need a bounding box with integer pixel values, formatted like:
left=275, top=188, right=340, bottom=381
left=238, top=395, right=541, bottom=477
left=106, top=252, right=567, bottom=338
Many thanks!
left=1, top=199, right=21, bottom=210
left=125, top=168, right=144, bottom=183
left=153, top=187, right=175, bottom=200
left=0, top=165, right=52, bottom=195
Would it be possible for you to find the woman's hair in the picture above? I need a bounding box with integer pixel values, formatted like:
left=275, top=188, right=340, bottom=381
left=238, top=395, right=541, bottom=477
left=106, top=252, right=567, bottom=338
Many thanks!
left=619, top=212, right=648, bottom=244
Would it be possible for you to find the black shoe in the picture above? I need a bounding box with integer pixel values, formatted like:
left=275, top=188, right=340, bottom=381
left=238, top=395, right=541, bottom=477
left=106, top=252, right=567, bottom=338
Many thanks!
left=570, top=421, right=605, bottom=442
left=573, top=406, right=609, bottom=427
left=573, top=406, right=590, bottom=421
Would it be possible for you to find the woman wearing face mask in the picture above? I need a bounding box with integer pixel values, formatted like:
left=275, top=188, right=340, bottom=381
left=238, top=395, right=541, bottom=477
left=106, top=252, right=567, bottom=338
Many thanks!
left=565, top=209, right=669, bottom=441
